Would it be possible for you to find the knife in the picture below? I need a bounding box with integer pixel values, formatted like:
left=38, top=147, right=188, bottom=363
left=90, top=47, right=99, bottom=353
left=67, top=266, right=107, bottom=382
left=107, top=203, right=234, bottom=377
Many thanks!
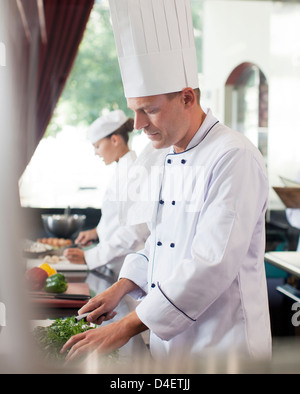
left=75, top=312, right=107, bottom=322
left=64, top=241, right=95, bottom=249
left=75, top=312, right=90, bottom=322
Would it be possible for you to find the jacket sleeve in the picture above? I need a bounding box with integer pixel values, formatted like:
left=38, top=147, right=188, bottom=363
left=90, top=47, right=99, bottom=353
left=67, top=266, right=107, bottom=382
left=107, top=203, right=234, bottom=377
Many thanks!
left=117, top=235, right=152, bottom=300
left=84, top=222, right=149, bottom=270
left=136, top=147, right=269, bottom=341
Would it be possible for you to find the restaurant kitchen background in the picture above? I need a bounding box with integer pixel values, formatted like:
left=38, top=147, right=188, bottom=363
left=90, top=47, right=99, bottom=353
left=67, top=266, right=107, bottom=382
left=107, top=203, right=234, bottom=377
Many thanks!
left=1, top=0, right=300, bottom=373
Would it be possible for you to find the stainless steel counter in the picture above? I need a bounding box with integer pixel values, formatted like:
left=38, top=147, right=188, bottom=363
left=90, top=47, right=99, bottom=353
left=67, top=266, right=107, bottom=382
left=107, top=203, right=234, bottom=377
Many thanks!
left=265, top=251, right=300, bottom=305
left=265, top=251, right=300, bottom=277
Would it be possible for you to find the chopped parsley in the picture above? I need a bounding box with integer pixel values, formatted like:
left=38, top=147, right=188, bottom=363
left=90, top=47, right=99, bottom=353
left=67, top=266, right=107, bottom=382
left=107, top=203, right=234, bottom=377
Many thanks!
left=33, top=316, right=119, bottom=365
left=33, top=316, right=95, bottom=361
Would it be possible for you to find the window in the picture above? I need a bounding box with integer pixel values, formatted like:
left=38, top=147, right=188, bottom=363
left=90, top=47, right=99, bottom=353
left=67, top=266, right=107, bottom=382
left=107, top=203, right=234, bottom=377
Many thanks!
left=19, top=0, right=150, bottom=209
left=19, top=0, right=204, bottom=209
left=19, top=125, right=148, bottom=208
left=225, top=62, right=268, bottom=163
left=202, top=0, right=300, bottom=210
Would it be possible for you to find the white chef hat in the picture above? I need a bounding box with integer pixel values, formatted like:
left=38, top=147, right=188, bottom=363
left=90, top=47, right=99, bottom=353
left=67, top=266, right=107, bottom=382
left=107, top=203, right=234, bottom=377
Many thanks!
left=108, top=0, right=199, bottom=98
left=87, top=109, right=128, bottom=144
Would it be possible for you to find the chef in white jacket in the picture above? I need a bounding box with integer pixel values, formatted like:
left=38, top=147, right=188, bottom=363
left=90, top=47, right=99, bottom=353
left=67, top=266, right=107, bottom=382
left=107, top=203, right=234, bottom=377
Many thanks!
left=62, top=0, right=271, bottom=363
left=64, top=109, right=149, bottom=274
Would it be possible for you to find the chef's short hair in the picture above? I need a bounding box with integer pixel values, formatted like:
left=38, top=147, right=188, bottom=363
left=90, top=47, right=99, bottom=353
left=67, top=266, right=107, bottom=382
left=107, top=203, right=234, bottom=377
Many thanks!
left=167, top=88, right=200, bottom=105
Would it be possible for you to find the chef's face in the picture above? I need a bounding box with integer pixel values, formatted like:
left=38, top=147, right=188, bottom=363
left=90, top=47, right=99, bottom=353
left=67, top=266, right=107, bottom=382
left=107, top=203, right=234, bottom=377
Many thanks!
left=127, top=90, right=191, bottom=152
left=93, top=136, right=117, bottom=165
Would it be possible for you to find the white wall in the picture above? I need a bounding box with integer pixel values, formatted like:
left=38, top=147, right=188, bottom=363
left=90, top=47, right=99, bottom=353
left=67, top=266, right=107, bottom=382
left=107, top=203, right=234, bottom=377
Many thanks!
left=202, top=0, right=300, bottom=209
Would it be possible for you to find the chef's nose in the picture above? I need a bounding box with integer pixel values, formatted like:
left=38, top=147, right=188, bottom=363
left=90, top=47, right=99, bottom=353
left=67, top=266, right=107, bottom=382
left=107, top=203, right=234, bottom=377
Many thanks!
left=134, top=111, right=150, bottom=131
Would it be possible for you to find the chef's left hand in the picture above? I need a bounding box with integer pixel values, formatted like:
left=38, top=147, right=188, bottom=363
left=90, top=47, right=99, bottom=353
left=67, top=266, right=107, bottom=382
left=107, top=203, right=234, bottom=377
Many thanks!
left=60, top=311, right=147, bottom=363
left=63, top=248, right=86, bottom=264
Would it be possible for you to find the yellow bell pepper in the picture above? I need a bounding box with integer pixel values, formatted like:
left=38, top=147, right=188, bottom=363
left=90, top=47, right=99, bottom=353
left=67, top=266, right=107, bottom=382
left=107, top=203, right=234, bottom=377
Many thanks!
left=39, top=263, right=57, bottom=277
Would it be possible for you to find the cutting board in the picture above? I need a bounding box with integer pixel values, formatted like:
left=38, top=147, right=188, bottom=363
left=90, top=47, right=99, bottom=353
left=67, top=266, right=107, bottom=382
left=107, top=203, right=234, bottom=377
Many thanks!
left=30, top=282, right=91, bottom=308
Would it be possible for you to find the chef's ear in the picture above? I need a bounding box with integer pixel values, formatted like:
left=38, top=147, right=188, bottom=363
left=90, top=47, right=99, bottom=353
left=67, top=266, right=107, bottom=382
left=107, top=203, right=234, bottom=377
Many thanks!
left=110, top=134, right=120, bottom=145
left=181, top=87, right=196, bottom=108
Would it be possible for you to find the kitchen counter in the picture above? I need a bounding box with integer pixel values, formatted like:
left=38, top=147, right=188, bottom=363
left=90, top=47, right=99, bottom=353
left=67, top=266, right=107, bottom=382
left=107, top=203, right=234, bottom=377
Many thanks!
left=5, top=253, right=300, bottom=372
left=265, top=251, right=300, bottom=277
left=265, top=251, right=300, bottom=304
left=0, top=262, right=151, bottom=373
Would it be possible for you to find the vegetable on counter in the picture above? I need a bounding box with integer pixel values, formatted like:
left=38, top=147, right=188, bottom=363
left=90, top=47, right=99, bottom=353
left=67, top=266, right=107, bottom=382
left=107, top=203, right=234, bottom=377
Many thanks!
left=39, top=262, right=57, bottom=276
left=44, top=273, right=68, bottom=293
left=25, top=263, right=68, bottom=293
left=25, top=267, right=48, bottom=291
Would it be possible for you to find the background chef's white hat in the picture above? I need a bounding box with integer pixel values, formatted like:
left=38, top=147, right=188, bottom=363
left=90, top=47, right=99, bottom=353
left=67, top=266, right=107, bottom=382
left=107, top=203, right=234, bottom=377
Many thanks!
left=108, top=0, right=199, bottom=98
left=87, top=109, right=128, bottom=144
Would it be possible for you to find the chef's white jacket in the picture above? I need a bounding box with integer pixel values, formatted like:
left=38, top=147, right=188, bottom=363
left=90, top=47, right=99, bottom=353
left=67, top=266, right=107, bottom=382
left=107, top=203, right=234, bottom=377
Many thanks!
left=84, top=150, right=149, bottom=274
left=119, top=109, right=272, bottom=360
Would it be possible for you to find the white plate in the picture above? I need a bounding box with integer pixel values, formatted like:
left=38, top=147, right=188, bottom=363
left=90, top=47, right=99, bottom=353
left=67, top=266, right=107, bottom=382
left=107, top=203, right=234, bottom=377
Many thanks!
left=26, top=257, right=88, bottom=271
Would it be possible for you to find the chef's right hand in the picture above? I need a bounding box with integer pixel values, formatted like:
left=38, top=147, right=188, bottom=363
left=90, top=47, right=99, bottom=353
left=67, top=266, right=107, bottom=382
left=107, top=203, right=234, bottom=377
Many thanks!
left=77, top=286, right=120, bottom=325
left=75, top=229, right=97, bottom=245
left=77, top=278, right=139, bottom=325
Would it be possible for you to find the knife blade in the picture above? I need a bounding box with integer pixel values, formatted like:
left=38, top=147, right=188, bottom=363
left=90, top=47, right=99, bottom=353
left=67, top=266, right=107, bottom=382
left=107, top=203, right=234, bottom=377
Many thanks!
left=64, top=241, right=95, bottom=249
left=75, top=312, right=107, bottom=322
left=75, top=312, right=90, bottom=322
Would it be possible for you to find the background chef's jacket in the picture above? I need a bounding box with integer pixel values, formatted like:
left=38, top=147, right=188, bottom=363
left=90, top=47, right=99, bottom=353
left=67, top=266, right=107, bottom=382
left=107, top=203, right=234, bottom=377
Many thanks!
left=84, top=150, right=149, bottom=274
left=119, top=109, right=272, bottom=360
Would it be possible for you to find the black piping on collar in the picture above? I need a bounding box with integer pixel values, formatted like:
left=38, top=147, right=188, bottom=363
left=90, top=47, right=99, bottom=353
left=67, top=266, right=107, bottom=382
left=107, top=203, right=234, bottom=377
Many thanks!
left=168, top=120, right=220, bottom=156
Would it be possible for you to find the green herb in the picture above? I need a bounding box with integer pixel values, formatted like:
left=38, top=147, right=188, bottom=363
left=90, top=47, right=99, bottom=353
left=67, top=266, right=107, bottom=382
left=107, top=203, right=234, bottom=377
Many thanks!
left=33, top=316, right=119, bottom=365
left=33, top=316, right=95, bottom=361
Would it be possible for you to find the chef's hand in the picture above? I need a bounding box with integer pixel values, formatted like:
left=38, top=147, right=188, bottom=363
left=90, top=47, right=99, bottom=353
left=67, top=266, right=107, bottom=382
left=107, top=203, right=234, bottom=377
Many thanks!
left=75, top=229, right=98, bottom=245
left=77, top=278, right=139, bottom=325
left=60, top=311, right=147, bottom=364
left=63, top=248, right=86, bottom=264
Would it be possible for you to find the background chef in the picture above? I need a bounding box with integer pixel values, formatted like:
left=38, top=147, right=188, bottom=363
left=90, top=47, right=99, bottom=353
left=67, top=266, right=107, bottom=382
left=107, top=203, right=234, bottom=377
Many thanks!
left=61, top=0, right=272, bottom=363
left=64, top=109, right=149, bottom=275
